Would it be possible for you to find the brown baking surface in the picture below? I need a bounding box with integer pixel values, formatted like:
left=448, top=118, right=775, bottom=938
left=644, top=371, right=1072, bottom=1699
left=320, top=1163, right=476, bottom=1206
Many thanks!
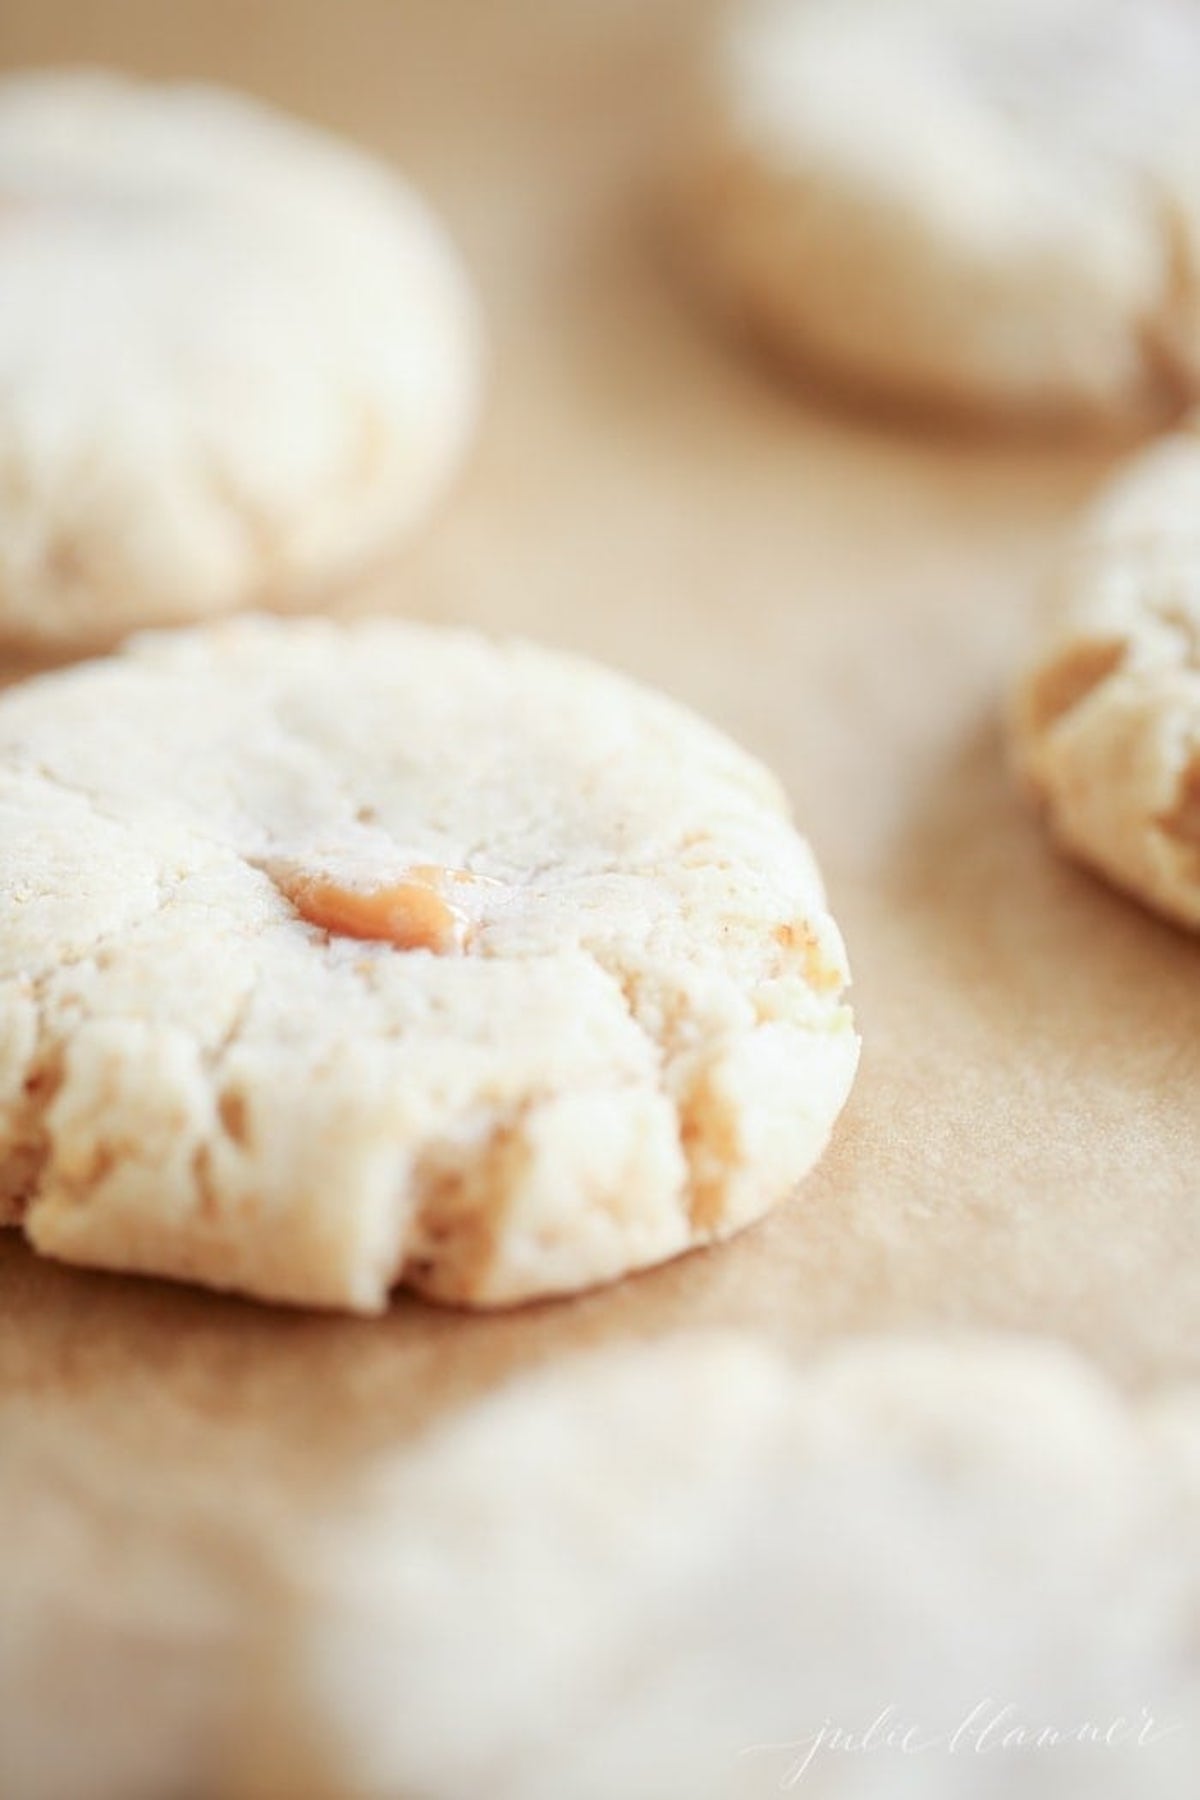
left=0, top=0, right=1197, bottom=1534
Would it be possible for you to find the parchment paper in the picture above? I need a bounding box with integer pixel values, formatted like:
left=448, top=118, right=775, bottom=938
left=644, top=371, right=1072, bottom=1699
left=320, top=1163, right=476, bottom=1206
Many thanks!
left=0, top=0, right=1197, bottom=1790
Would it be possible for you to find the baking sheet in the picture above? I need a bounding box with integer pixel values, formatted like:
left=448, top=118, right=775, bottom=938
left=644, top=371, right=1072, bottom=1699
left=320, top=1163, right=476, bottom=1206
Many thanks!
left=1, top=0, right=1198, bottom=1729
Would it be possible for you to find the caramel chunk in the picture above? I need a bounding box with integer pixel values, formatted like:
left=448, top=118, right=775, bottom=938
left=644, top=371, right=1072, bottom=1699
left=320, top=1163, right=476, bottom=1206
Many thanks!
left=773, top=919, right=844, bottom=992
left=282, top=864, right=481, bottom=952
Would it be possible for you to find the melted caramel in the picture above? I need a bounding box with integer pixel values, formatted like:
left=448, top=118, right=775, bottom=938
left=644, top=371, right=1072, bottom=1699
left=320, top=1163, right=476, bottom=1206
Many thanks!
left=283, top=864, right=480, bottom=952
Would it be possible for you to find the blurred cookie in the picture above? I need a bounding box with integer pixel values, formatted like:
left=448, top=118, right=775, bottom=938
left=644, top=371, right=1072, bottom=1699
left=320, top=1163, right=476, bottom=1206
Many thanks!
left=1013, top=422, right=1200, bottom=926
left=0, top=616, right=858, bottom=1311
left=275, top=1334, right=1200, bottom=1800
left=0, top=71, right=481, bottom=648
left=676, top=0, right=1200, bottom=426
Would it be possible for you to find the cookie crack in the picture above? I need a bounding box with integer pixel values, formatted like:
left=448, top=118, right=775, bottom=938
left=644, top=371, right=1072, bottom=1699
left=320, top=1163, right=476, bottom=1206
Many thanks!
left=1, top=827, right=271, bottom=1226
left=23, top=756, right=159, bottom=839
left=573, top=943, right=727, bottom=1234
left=577, top=930, right=851, bottom=1236
left=0, top=883, right=172, bottom=1226
left=20, top=756, right=250, bottom=864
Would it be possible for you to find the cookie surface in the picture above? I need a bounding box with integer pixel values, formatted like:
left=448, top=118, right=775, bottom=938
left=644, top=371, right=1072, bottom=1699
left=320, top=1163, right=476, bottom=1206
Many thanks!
left=1012, top=421, right=1200, bottom=926
left=677, top=0, right=1200, bottom=425
left=0, top=617, right=858, bottom=1311
left=0, top=72, right=480, bottom=648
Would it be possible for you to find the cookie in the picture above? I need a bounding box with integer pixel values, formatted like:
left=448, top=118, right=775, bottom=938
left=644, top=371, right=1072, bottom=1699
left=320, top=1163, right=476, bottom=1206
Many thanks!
left=0, top=616, right=858, bottom=1311
left=278, top=1335, right=1200, bottom=1799
left=0, top=72, right=480, bottom=649
left=7, top=1337, right=1198, bottom=1800
left=675, top=0, right=1200, bottom=426
left=1012, top=421, right=1200, bottom=928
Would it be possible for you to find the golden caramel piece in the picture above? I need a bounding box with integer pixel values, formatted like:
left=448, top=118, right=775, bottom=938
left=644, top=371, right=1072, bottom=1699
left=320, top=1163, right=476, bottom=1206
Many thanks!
left=774, top=919, right=844, bottom=993
left=281, top=865, right=483, bottom=952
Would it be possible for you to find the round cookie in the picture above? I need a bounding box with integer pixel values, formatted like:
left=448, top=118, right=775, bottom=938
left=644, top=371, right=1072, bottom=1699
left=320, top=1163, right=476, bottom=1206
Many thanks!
left=0, top=616, right=859, bottom=1312
left=675, top=0, right=1200, bottom=426
left=1012, top=419, right=1200, bottom=927
left=0, top=71, right=481, bottom=649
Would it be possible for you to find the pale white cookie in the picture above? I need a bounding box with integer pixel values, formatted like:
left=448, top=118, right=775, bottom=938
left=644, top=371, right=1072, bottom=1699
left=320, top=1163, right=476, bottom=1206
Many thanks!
left=277, top=1335, right=1200, bottom=1800
left=677, top=0, right=1200, bottom=425
left=0, top=72, right=480, bottom=648
left=1012, top=420, right=1200, bottom=928
left=0, top=617, right=858, bottom=1311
